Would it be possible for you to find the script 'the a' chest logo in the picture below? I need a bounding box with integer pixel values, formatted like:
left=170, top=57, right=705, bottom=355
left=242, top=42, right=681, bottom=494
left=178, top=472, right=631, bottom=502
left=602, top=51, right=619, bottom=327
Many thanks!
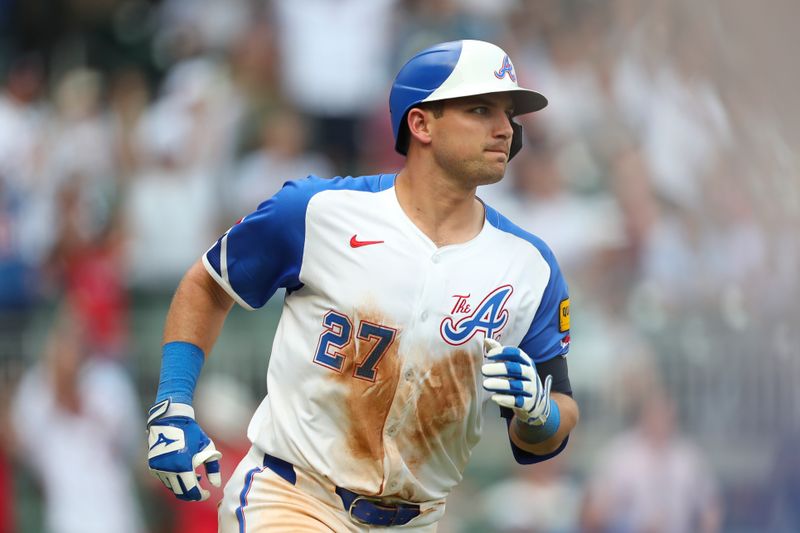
left=439, top=285, right=514, bottom=346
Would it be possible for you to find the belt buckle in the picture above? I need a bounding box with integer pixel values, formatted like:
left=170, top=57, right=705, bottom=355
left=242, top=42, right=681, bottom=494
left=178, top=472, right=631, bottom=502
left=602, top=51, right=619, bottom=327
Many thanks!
left=347, top=495, right=392, bottom=525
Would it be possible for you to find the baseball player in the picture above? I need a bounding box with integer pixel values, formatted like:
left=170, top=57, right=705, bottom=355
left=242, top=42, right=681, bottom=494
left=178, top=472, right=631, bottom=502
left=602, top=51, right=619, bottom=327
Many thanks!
left=146, top=39, right=578, bottom=531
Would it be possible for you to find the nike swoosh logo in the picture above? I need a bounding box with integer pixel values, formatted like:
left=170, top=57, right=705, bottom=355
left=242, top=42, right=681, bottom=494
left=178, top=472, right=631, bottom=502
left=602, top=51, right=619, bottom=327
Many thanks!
left=350, top=234, right=384, bottom=248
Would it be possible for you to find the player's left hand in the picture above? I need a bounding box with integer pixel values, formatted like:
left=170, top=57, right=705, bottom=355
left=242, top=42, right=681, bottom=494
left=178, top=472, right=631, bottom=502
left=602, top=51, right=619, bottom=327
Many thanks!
left=482, top=338, right=553, bottom=426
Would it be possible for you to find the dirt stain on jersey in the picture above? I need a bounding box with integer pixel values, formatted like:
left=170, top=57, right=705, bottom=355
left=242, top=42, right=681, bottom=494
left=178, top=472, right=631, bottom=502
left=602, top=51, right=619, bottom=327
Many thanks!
left=397, top=349, right=480, bottom=475
left=329, top=309, right=401, bottom=472
left=325, top=309, right=480, bottom=498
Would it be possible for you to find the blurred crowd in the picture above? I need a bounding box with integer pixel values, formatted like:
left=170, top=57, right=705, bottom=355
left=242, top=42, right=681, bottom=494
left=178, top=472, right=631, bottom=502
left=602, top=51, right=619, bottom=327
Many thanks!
left=1, top=0, right=798, bottom=532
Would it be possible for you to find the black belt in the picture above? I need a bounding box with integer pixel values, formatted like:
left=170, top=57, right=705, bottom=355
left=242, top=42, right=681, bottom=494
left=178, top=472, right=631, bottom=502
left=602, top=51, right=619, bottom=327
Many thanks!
left=263, top=453, right=421, bottom=527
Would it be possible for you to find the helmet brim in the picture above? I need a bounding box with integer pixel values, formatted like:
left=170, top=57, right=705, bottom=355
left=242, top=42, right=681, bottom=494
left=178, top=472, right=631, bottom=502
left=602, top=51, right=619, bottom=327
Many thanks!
left=422, top=86, right=548, bottom=116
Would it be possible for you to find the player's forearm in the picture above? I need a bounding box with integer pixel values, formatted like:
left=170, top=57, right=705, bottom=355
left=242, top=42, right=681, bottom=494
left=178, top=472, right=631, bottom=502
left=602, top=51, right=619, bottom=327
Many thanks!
left=148, top=261, right=226, bottom=502
left=163, top=259, right=234, bottom=355
left=509, top=392, right=579, bottom=455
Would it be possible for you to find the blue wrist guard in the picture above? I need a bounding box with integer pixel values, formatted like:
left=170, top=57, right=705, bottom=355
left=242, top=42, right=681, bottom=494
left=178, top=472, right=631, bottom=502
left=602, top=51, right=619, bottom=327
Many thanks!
left=516, top=399, right=561, bottom=444
left=155, top=341, right=205, bottom=405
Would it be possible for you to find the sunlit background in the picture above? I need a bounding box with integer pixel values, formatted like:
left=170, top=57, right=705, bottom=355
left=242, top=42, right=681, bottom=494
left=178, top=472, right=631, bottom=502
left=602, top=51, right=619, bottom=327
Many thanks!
left=1, top=0, right=798, bottom=532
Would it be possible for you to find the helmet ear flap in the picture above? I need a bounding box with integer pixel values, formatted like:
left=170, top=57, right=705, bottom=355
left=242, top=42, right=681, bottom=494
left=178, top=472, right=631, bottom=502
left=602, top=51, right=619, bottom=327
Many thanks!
left=396, top=115, right=411, bottom=156
left=508, top=120, right=523, bottom=161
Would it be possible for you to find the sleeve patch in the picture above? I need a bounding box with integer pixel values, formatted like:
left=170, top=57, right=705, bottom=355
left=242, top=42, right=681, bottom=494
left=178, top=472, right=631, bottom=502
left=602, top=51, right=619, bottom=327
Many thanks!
left=559, top=298, right=570, bottom=332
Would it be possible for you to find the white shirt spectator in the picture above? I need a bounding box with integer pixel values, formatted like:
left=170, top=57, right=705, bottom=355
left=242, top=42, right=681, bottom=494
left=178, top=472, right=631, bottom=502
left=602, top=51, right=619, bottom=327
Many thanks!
left=583, top=395, right=721, bottom=533
left=125, top=164, right=218, bottom=288
left=641, top=67, right=730, bottom=208
left=0, top=93, right=56, bottom=265
left=586, top=430, right=719, bottom=533
left=272, top=0, right=397, bottom=116
left=12, top=359, right=144, bottom=533
left=232, top=149, right=333, bottom=214
left=229, top=109, right=333, bottom=214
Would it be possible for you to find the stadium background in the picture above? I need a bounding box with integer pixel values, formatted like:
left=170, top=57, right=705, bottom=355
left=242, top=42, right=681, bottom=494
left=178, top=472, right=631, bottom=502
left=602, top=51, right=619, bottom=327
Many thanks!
left=1, top=0, right=798, bottom=531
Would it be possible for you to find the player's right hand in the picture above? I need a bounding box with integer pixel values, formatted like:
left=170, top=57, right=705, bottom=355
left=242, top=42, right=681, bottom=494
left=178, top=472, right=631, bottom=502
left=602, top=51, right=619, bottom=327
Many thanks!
left=146, top=399, right=222, bottom=501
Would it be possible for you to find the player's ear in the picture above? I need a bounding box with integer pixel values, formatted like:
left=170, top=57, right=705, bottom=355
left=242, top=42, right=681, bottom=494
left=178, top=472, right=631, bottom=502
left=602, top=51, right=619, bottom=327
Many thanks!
left=406, top=107, right=434, bottom=148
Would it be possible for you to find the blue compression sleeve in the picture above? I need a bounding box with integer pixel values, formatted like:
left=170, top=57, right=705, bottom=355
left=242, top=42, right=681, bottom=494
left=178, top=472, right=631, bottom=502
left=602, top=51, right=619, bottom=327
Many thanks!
left=515, top=399, right=561, bottom=444
left=155, top=341, right=205, bottom=405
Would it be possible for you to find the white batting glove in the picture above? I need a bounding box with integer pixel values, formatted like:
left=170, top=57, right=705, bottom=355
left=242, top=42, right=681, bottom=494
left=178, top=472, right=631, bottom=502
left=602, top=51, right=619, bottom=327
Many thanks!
left=146, top=399, right=222, bottom=501
left=482, top=338, right=553, bottom=426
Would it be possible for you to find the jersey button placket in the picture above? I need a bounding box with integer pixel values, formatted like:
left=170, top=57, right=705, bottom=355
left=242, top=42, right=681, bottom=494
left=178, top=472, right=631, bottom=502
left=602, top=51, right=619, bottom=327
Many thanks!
left=422, top=252, right=443, bottom=325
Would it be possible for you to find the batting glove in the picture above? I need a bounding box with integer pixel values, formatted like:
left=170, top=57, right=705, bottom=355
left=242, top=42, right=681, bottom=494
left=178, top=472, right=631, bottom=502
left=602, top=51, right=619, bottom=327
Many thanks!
left=147, top=399, right=222, bottom=501
left=482, top=338, right=553, bottom=426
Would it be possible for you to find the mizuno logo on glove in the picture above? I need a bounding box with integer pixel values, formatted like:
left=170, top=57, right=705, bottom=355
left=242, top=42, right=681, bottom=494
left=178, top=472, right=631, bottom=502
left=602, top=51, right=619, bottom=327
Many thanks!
left=148, top=427, right=184, bottom=454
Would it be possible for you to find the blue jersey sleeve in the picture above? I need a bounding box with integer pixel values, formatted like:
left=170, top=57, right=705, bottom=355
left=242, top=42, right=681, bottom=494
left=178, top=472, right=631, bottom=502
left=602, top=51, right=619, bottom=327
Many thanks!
left=203, top=177, right=313, bottom=309
left=483, top=204, right=570, bottom=363
left=203, top=173, right=395, bottom=309
left=518, top=244, right=570, bottom=364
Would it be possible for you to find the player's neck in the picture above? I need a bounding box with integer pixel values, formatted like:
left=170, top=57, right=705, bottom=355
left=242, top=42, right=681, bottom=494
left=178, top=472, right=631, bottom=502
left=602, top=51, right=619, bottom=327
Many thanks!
left=394, top=168, right=485, bottom=248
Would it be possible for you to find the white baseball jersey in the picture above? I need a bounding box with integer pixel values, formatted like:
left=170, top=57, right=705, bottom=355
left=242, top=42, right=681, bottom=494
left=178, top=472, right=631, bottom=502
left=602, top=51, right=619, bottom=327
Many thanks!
left=203, top=173, right=570, bottom=503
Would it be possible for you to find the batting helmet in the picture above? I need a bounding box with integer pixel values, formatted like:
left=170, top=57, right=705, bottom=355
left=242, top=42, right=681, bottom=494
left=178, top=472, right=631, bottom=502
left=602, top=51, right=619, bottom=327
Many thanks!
left=389, top=39, right=547, bottom=160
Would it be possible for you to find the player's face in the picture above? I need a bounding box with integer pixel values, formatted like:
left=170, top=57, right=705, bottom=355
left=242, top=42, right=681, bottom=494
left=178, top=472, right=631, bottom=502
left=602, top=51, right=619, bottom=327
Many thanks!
left=430, top=93, right=515, bottom=188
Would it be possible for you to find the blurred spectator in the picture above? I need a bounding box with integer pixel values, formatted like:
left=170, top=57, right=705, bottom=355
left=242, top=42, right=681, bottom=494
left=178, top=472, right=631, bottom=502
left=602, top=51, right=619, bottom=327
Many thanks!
left=0, top=383, right=15, bottom=533
left=767, top=430, right=800, bottom=531
left=358, top=105, right=406, bottom=172
left=527, top=13, right=608, bottom=150
left=156, top=0, right=254, bottom=55
left=124, top=59, right=235, bottom=288
left=516, top=4, right=617, bottom=188
left=0, top=462, right=11, bottom=533
left=226, top=17, right=282, bottom=155
left=0, top=66, right=47, bottom=533
left=607, top=0, right=665, bottom=134
left=479, top=453, right=582, bottom=533
left=581, top=391, right=722, bottom=533
left=0, top=54, right=47, bottom=195
left=155, top=57, right=245, bottom=173
left=454, top=0, right=516, bottom=22
left=9, top=310, right=144, bottom=533
left=479, top=138, right=626, bottom=273
left=228, top=108, right=333, bottom=216
left=639, top=175, right=766, bottom=314
left=0, top=53, right=48, bottom=379
left=566, top=248, right=660, bottom=429
left=271, top=0, right=398, bottom=172
left=608, top=144, right=659, bottom=254
left=107, top=67, right=151, bottom=179
left=46, top=177, right=129, bottom=359
left=637, top=30, right=731, bottom=211
left=0, top=55, right=49, bottom=264
left=394, top=0, right=492, bottom=64
left=46, top=68, right=116, bottom=194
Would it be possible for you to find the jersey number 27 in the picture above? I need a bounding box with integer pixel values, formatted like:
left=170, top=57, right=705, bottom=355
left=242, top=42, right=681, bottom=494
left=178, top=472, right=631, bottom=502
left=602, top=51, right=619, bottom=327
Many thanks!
left=313, top=311, right=397, bottom=382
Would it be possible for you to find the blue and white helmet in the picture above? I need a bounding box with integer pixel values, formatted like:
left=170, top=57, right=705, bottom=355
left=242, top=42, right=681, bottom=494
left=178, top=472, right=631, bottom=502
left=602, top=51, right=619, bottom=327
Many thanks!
left=390, top=40, right=547, bottom=160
